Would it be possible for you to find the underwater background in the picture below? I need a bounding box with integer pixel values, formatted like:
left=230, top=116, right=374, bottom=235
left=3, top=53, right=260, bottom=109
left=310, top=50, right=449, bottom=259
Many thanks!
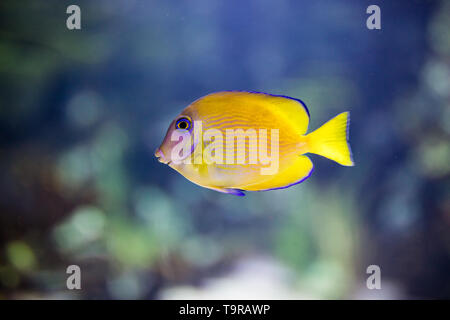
left=0, top=0, right=449, bottom=299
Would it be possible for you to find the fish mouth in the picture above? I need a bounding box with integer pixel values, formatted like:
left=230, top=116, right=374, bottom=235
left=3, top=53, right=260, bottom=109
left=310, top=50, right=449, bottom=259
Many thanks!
left=155, top=149, right=171, bottom=165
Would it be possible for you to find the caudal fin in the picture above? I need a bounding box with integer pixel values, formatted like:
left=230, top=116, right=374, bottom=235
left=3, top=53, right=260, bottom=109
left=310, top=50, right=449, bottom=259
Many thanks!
left=306, top=112, right=354, bottom=166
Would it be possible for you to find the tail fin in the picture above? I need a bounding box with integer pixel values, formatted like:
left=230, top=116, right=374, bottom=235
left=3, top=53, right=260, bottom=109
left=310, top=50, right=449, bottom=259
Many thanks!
left=306, top=112, right=354, bottom=166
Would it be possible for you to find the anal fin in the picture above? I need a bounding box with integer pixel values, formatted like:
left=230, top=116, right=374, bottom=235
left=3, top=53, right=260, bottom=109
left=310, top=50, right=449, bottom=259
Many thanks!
left=242, top=155, right=314, bottom=191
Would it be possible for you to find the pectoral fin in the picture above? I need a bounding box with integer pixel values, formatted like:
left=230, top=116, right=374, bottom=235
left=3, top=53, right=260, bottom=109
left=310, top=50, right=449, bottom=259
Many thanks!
left=207, top=186, right=246, bottom=196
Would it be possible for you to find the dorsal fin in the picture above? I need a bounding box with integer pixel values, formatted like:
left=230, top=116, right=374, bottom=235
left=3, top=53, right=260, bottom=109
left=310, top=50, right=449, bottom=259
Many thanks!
left=199, top=91, right=310, bottom=135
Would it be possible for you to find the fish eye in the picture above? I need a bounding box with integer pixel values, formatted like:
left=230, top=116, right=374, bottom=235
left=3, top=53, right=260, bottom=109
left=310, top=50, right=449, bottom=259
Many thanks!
left=175, top=117, right=191, bottom=130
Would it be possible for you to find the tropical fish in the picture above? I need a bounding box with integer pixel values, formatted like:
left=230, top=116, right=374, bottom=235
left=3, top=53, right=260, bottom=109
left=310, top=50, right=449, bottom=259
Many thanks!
left=155, top=91, right=353, bottom=196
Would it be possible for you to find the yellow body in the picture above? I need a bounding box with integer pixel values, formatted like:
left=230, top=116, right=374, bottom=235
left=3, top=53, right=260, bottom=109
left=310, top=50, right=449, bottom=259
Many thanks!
left=156, top=91, right=353, bottom=196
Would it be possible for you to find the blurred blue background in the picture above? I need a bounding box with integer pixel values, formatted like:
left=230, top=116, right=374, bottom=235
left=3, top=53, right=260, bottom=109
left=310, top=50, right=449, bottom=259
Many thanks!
left=0, top=0, right=449, bottom=299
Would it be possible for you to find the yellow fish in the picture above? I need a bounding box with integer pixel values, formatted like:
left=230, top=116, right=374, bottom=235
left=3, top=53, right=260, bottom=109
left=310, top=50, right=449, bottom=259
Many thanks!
left=155, top=91, right=353, bottom=196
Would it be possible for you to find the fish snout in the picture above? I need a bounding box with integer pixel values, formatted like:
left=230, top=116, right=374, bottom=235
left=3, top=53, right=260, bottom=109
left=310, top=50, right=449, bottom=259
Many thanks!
left=155, top=148, right=170, bottom=164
